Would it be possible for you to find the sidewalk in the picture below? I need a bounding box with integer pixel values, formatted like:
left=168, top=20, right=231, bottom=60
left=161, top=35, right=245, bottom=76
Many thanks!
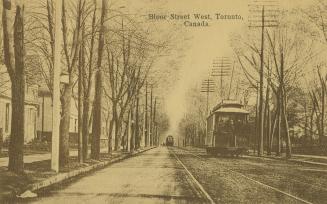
left=0, top=148, right=108, bottom=167
left=0, top=147, right=156, bottom=202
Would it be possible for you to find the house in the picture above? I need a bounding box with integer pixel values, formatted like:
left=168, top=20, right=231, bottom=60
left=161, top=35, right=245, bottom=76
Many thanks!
left=37, top=86, right=79, bottom=142
left=36, top=86, right=107, bottom=146
left=0, top=65, right=39, bottom=143
left=0, top=61, right=108, bottom=147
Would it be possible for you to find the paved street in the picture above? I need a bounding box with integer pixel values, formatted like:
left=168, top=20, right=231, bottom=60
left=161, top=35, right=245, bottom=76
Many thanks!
left=27, top=147, right=209, bottom=204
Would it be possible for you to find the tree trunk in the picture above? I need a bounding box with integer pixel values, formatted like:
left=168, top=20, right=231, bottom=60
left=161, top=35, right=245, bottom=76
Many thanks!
left=59, top=0, right=83, bottom=168
left=91, top=69, right=102, bottom=159
left=82, top=99, right=90, bottom=160
left=128, top=109, right=134, bottom=152
left=122, top=121, right=128, bottom=151
left=0, top=128, right=3, bottom=153
left=91, top=0, right=106, bottom=159
left=153, top=98, right=157, bottom=146
left=6, top=4, right=25, bottom=174
left=115, top=118, right=122, bottom=151
left=142, top=105, right=146, bottom=147
left=321, top=85, right=325, bottom=145
left=9, top=79, right=25, bottom=173
left=113, top=103, right=120, bottom=150
left=149, top=87, right=153, bottom=146
left=77, top=26, right=85, bottom=163
left=59, top=84, right=72, bottom=167
left=276, top=98, right=281, bottom=156
left=81, top=0, right=97, bottom=160
left=304, top=102, right=308, bottom=146
left=145, top=84, right=148, bottom=147
left=108, top=118, right=114, bottom=153
left=130, top=107, right=135, bottom=151
left=282, top=94, right=292, bottom=158
left=266, top=104, right=271, bottom=154
left=269, top=105, right=278, bottom=156
left=310, top=106, right=315, bottom=145
left=78, top=59, right=83, bottom=163
left=265, top=65, right=271, bottom=155
left=135, top=95, right=140, bottom=149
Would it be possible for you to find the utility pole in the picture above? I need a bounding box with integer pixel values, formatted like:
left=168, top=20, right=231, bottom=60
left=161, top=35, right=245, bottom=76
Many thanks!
left=249, top=0, right=278, bottom=156
left=212, top=57, right=231, bottom=100
left=201, top=78, right=215, bottom=116
left=255, top=82, right=259, bottom=154
left=201, top=78, right=215, bottom=149
left=228, top=62, right=236, bottom=100
left=258, top=5, right=265, bottom=157
left=51, top=0, right=62, bottom=172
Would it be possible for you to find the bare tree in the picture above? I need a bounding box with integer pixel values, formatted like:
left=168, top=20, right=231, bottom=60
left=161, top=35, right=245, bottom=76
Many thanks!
left=59, top=0, right=84, bottom=166
left=91, top=0, right=106, bottom=160
left=2, top=0, right=25, bottom=173
left=265, top=25, right=314, bottom=157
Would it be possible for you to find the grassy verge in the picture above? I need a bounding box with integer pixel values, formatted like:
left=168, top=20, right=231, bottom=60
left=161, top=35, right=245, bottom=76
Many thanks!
left=0, top=152, right=124, bottom=202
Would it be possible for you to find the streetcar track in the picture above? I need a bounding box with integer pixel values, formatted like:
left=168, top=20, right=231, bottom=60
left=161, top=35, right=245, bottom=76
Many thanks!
left=176, top=147, right=313, bottom=204
left=180, top=147, right=327, bottom=192
left=169, top=148, right=216, bottom=204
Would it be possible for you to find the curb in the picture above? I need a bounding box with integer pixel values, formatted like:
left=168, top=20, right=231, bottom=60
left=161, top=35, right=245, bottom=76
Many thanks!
left=14, top=147, right=156, bottom=199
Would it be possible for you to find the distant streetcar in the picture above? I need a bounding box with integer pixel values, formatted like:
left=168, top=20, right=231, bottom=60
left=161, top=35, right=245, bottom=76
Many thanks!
left=206, top=100, right=250, bottom=156
left=166, top=135, right=174, bottom=146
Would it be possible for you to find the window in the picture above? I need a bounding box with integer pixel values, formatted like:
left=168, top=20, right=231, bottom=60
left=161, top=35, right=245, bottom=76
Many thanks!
left=5, top=103, right=9, bottom=132
left=33, top=89, right=38, bottom=100
left=30, top=108, right=33, bottom=122
left=37, top=105, right=40, bottom=117
left=74, top=119, right=77, bottom=132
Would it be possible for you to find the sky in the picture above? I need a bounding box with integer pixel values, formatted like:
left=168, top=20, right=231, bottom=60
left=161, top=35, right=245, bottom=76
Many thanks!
left=120, top=0, right=316, bottom=136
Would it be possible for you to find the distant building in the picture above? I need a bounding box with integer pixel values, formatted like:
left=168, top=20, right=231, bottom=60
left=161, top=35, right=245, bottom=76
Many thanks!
left=0, top=62, right=108, bottom=146
left=0, top=65, right=39, bottom=143
left=37, top=86, right=79, bottom=142
left=37, top=86, right=108, bottom=146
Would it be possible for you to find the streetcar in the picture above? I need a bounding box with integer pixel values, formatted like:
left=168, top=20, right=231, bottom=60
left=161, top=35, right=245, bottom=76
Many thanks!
left=206, top=100, right=250, bottom=156
left=166, top=135, right=174, bottom=146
